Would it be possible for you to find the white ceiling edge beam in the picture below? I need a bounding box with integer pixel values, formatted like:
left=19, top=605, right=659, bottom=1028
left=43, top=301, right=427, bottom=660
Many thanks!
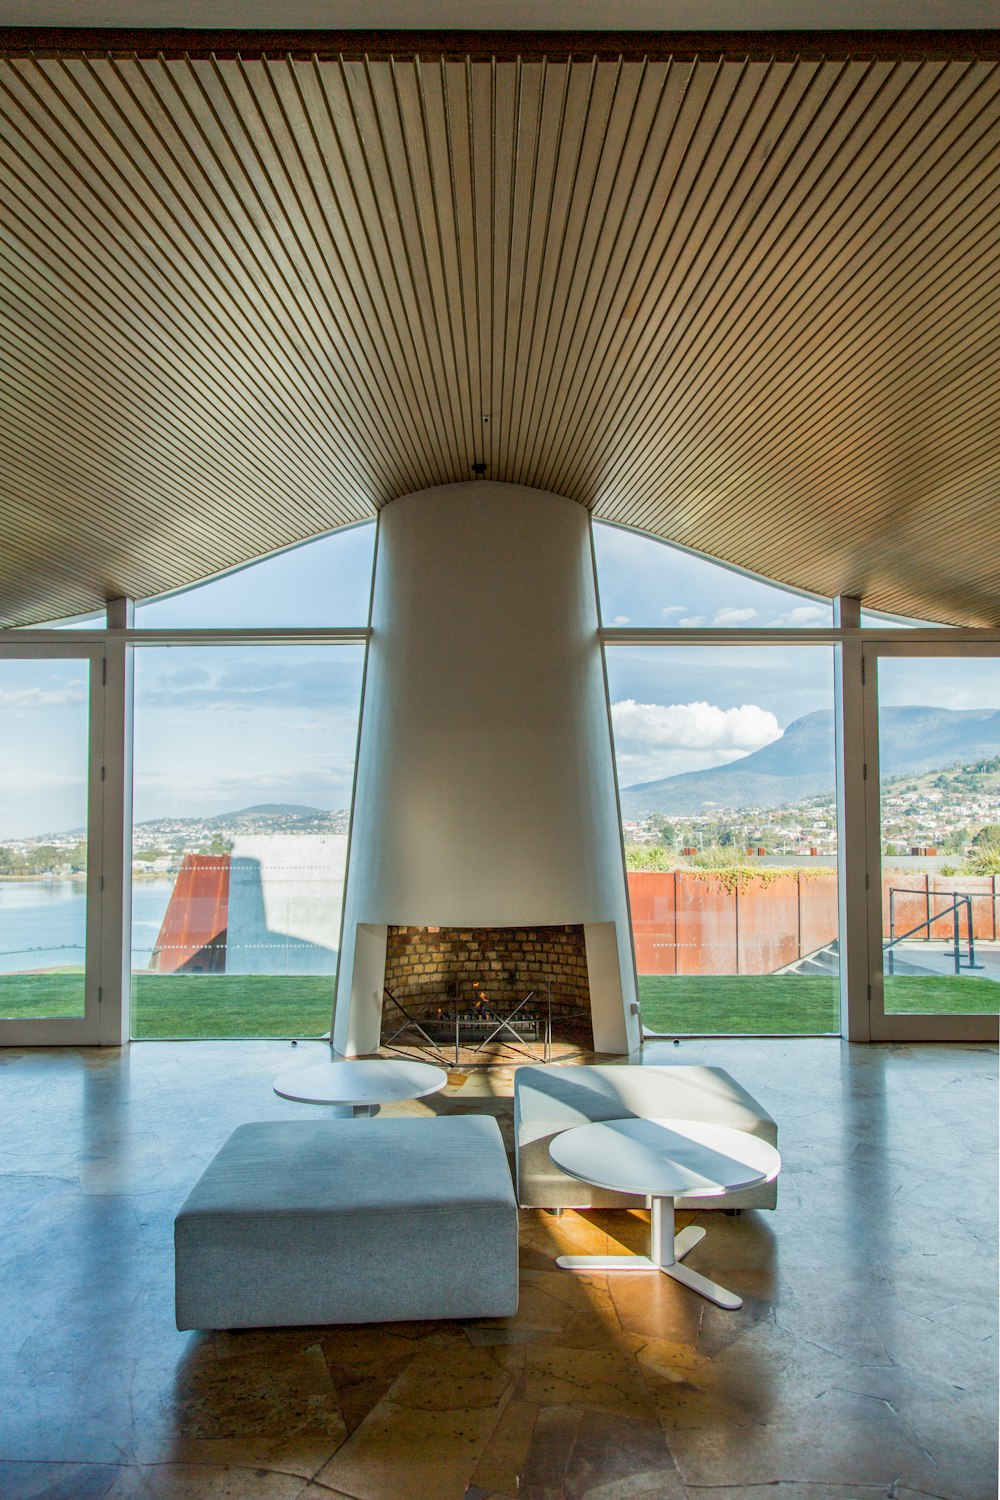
left=600, top=627, right=1000, bottom=644
left=2, top=628, right=371, bottom=646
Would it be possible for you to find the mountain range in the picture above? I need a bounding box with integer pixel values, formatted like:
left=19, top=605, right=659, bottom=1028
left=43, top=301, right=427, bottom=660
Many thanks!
left=619, top=706, right=1000, bottom=817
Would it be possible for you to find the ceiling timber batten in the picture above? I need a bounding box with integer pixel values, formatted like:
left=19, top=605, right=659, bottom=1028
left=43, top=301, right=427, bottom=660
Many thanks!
left=0, top=40, right=997, bottom=626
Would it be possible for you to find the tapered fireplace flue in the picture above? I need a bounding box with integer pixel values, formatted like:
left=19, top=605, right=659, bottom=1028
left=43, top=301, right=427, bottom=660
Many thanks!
left=333, top=481, right=639, bottom=1056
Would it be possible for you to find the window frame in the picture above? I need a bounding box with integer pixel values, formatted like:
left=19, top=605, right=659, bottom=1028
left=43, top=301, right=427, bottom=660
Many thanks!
left=0, top=640, right=106, bottom=1045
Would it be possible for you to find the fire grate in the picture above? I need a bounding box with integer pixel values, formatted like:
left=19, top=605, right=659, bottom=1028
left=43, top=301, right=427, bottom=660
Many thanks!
left=382, top=983, right=552, bottom=1065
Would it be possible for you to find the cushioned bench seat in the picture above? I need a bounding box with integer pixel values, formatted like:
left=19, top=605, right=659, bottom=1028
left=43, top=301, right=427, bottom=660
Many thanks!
left=514, top=1063, right=778, bottom=1212
left=175, top=1114, right=518, bottom=1330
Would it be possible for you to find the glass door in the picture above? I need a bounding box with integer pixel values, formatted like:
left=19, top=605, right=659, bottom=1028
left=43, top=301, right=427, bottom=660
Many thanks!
left=0, top=645, right=104, bottom=1044
left=865, top=641, right=1000, bottom=1041
left=604, top=643, right=841, bottom=1036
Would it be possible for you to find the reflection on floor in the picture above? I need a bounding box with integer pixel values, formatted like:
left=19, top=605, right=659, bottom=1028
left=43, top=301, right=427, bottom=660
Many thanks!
left=0, top=1037, right=996, bottom=1500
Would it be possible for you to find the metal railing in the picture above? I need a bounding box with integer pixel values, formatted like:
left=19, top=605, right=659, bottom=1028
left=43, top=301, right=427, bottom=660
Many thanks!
left=885, top=888, right=983, bottom=975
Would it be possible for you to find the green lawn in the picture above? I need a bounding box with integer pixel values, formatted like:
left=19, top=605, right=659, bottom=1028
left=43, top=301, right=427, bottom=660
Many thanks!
left=638, top=973, right=1000, bottom=1034
left=0, top=972, right=86, bottom=1018
left=1, top=970, right=995, bottom=1038
left=638, top=976, right=840, bottom=1034
left=883, top=975, right=1000, bottom=1014
left=0, top=973, right=333, bottom=1037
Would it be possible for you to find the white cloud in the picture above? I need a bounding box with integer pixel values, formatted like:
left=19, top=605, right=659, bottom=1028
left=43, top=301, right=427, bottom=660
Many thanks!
left=769, top=604, right=828, bottom=627
left=678, top=615, right=709, bottom=627
left=611, top=615, right=631, bottom=625
left=216, top=768, right=350, bottom=790
left=712, top=607, right=758, bottom=625
left=0, top=685, right=86, bottom=709
left=611, top=698, right=782, bottom=783
left=661, top=605, right=686, bottom=618
left=612, top=699, right=781, bottom=751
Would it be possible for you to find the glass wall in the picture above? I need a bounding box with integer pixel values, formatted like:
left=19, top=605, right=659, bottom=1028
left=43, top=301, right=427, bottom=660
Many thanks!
left=0, top=657, right=90, bottom=1019
left=604, top=643, right=839, bottom=1035
left=133, top=523, right=376, bottom=628
left=130, top=644, right=365, bottom=1038
left=877, top=654, right=1000, bottom=1019
left=593, top=522, right=832, bottom=629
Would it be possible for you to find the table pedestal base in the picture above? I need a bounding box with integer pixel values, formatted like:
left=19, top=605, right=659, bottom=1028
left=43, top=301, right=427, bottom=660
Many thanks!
left=555, top=1197, right=743, bottom=1310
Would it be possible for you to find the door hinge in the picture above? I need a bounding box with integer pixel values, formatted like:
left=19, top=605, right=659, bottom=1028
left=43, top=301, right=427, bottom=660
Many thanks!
left=867, top=984, right=872, bottom=1002
left=100, top=765, right=106, bottom=781
left=865, top=873, right=870, bottom=889
left=862, top=763, right=867, bottom=780
left=100, top=874, right=104, bottom=892
left=102, top=657, right=107, bottom=685
left=98, top=986, right=103, bottom=1004
left=861, top=657, right=866, bottom=684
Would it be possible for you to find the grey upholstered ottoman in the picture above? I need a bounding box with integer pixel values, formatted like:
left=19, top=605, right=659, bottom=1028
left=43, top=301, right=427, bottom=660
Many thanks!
left=514, top=1064, right=778, bottom=1212
left=175, top=1114, right=518, bottom=1330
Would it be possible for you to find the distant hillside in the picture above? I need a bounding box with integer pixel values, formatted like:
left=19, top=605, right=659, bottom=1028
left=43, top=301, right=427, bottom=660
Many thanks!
left=203, top=804, right=325, bottom=824
left=132, top=804, right=351, bottom=842
left=620, top=706, right=1000, bottom=817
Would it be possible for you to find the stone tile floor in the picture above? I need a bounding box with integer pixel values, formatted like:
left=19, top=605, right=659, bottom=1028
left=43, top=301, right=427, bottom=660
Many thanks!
left=0, top=1036, right=995, bottom=1499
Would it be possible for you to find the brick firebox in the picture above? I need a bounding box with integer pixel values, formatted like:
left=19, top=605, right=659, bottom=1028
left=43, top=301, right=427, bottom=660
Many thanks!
left=381, top=924, right=591, bottom=1033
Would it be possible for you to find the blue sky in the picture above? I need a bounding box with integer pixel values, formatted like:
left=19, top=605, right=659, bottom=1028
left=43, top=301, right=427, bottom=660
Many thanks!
left=132, top=645, right=365, bottom=826
left=593, top=522, right=832, bottom=631
left=134, top=523, right=377, bottom=627
left=0, top=658, right=90, bottom=837
left=5, top=519, right=997, bottom=835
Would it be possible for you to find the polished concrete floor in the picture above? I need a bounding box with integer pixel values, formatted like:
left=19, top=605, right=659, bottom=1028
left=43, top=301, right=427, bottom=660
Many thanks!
left=0, top=1037, right=996, bottom=1500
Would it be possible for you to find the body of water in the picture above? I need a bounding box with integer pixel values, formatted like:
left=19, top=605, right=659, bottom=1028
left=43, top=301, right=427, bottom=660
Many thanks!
left=0, top=879, right=174, bottom=973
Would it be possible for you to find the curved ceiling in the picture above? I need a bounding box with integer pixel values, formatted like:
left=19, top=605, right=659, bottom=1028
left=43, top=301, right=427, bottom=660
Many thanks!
left=0, top=30, right=998, bottom=625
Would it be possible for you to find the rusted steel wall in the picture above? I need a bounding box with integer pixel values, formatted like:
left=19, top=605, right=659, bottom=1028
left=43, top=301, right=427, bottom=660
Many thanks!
left=149, top=854, right=230, bottom=974
left=882, top=879, right=930, bottom=947
left=675, top=873, right=737, bottom=974
left=630, top=868, right=1000, bottom=976
left=627, top=870, right=838, bottom=976
left=800, top=876, right=839, bottom=956
left=882, top=873, right=999, bottom=943
left=737, top=874, right=802, bottom=975
left=628, top=873, right=677, bottom=975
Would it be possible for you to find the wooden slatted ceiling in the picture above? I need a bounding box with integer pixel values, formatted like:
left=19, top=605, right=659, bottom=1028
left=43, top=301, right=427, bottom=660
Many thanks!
left=0, top=49, right=997, bottom=625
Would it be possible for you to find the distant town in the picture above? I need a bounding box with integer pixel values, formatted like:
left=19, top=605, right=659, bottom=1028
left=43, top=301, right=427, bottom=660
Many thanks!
left=2, top=756, right=1000, bottom=878
left=0, top=804, right=350, bottom=878
left=622, top=756, right=1000, bottom=867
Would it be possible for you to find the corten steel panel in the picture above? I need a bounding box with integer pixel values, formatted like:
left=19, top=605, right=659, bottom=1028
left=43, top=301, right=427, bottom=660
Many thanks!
left=627, top=870, right=677, bottom=975
left=0, top=45, right=998, bottom=625
left=675, top=873, right=738, bottom=976
left=798, top=872, right=839, bottom=956
left=882, top=872, right=931, bottom=944
left=150, top=854, right=230, bottom=975
left=735, top=874, right=801, bottom=975
left=929, top=875, right=999, bottom=941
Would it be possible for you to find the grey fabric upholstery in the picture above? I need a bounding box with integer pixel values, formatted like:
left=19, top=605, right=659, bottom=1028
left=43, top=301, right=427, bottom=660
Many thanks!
left=175, top=1114, right=518, bottom=1330
left=514, top=1064, right=778, bottom=1211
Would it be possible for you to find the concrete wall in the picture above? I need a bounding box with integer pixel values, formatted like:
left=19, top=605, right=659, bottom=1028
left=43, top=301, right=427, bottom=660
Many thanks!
left=334, top=481, right=639, bottom=1055
left=226, top=834, right=347, bottom=975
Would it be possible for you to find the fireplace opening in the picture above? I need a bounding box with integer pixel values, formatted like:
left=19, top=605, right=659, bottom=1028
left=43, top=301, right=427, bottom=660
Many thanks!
left=379, top=924, right=593, bottom=1062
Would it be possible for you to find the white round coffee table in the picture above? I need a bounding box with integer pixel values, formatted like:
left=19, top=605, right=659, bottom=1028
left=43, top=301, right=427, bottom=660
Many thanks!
left=548, top=1117, right=780, bottom=1310
left=273, top=1058, right=448, bottom=1117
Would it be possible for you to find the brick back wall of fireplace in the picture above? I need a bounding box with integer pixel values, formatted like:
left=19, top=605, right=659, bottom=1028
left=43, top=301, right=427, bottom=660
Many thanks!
left=383, top=925, right=591, bottom=1015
